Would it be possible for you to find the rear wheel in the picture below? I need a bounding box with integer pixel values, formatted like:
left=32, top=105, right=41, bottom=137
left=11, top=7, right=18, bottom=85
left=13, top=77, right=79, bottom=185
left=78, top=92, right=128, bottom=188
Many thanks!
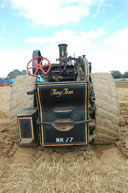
left=91, top=73, right=120, bottom=144
left=10, top=75, right=35, bottom=142
left=32, top=50, right=41, bottom=74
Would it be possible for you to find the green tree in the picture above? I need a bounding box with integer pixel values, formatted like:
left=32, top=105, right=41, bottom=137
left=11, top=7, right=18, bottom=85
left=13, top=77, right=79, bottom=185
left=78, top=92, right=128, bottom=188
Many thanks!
left=111, top=71, right=122, bottom=79
left=122, top=72, right=128, bottom=78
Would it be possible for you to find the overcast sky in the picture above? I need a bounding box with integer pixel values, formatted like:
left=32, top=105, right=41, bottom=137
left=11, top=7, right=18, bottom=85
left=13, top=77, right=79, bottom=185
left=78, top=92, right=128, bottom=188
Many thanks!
left=0, top=0, right=128, bottom=77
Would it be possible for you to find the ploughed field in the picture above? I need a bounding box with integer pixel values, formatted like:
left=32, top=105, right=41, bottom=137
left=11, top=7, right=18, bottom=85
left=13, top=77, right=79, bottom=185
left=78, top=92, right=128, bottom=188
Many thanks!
left=0, top=81, right=128, bottom=193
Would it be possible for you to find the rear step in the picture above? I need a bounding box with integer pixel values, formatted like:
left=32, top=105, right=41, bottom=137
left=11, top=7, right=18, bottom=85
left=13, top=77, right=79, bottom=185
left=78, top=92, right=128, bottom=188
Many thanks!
left=19, top=140, right=38, bottom=147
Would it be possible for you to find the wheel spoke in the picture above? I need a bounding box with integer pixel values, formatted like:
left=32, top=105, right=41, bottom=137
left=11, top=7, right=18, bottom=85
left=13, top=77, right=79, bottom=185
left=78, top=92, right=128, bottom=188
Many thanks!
left=32, top=59, right=38, bottom=66
left=40, top=67, right=46, bottom=74
left=34, top=68, right=38, bottom=76
left=28, top=66, right=37, bottom=70
left=39, top=58, right=44, bottom=65
left=41, top=64, right=50, bottom=67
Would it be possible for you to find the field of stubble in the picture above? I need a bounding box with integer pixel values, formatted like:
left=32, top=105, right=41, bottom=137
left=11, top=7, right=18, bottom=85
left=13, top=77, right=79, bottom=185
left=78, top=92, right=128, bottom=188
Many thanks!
left=0, top=81, right=128, bottom=193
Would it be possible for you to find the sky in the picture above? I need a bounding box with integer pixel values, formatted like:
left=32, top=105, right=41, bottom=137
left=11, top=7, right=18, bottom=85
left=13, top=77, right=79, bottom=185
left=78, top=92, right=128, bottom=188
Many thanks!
left=0, top=0, right=128, bottom=77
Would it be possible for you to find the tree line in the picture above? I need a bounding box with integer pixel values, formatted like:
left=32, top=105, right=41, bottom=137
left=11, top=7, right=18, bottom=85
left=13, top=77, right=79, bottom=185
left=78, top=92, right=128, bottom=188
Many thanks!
left=111, top=71, right=128, bottom=79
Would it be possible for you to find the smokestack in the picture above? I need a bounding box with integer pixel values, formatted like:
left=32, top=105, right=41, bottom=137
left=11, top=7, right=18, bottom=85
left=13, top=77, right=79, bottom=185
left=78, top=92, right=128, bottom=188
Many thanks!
left=58, top=44, right=68, bottom=59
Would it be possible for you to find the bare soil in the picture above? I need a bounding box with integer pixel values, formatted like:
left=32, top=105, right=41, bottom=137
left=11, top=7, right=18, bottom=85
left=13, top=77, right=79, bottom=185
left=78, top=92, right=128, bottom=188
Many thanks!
left=0, top=82, right=128, bottom=193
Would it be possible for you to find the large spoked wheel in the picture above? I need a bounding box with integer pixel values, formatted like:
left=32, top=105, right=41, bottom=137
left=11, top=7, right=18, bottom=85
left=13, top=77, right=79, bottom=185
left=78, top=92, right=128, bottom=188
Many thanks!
left=27, top=56, right=51, bottom=77
left=10, top=75, right=36, bottom=142
left=91, top=73, right=120, bottom=144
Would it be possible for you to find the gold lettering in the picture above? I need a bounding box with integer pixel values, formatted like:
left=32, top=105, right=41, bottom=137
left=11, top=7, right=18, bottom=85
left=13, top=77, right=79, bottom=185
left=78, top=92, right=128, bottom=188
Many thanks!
left=50, top=89, right=62, bottom=97
left=50, top=88, right=73, bottom=97
left=63, top=88, right=73, bottom=95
